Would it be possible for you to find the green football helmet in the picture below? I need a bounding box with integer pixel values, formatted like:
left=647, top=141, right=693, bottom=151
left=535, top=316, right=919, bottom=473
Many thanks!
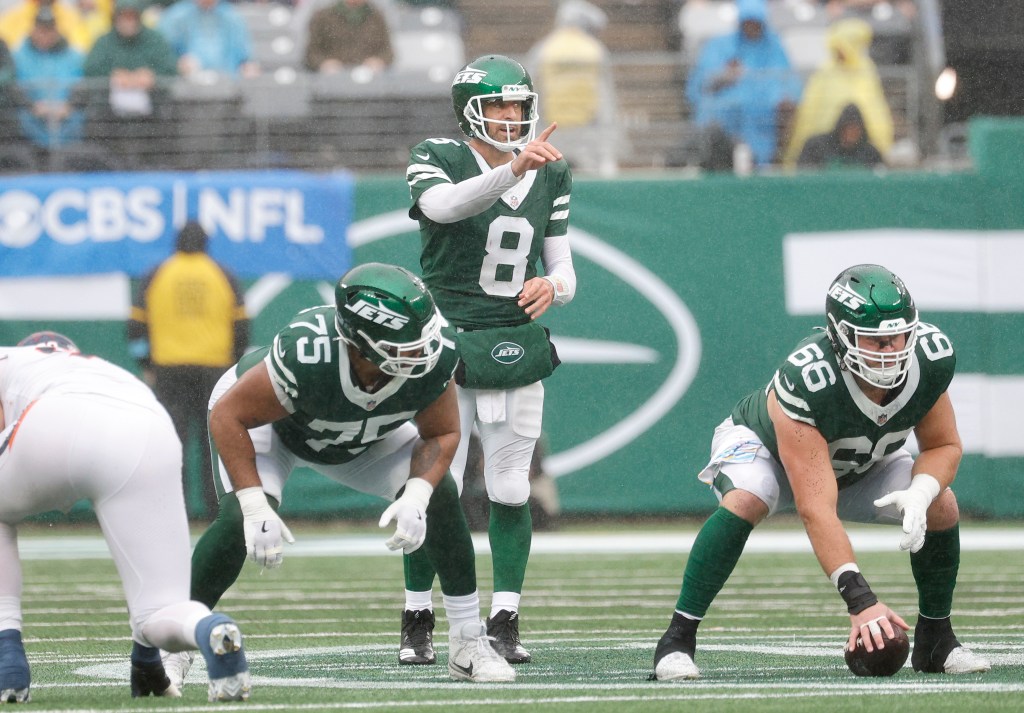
left=335, top=263, right=445, bottom=379
left=825, top=264, right=919, bottom=389
left=451, top=54, right=539, bottom=152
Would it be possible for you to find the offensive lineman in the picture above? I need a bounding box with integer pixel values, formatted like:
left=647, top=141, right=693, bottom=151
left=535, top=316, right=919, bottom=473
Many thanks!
left=0, top=332, right=250, bottom=704
left=163, top=263, right=515, bottom=686
left=653, top=264, right=991, bottom=680
left=400, top=54, right=577, bottom=665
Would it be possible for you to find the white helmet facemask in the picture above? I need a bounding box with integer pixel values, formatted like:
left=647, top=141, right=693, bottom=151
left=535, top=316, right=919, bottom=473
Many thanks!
left=463, top=87, right=539, bottom=152
left=831, top=315, right=919, bottom=389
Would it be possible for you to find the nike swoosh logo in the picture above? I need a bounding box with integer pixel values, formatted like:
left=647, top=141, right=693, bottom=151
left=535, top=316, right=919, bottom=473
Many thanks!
left=449, top=661, right=473, bottom=678
left=261, top=522, right=270, bottom=533
left=415, top=152, right=430, bottom=161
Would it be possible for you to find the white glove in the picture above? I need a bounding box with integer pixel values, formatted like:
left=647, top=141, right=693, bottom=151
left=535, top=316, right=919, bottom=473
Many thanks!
left=378, top=478, right=433, bottom=554
left=236, top=487, right=295, bottom=569
left=873, top=474, right=941, bottom=553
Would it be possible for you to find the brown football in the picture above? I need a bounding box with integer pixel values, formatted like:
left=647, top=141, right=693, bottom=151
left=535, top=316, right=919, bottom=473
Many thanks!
left=844, top=621, right=910, bottom=677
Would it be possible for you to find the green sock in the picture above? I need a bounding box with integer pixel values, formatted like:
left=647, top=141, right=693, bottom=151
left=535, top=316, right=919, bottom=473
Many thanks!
left=423, top=474, right=477, bottom=596
left=910, top=524, right=960, bottom=618
left=189, top=491, right=255, bottom=608
left=404, top=546, right=436, bottom=592
left=489, top=502, right=532, bottom=593
left=676, top=507, right=753, bottom=617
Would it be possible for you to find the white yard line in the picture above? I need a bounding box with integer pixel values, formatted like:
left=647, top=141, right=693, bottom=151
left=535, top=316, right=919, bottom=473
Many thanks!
left=16, top=528, right=1024, bottom=560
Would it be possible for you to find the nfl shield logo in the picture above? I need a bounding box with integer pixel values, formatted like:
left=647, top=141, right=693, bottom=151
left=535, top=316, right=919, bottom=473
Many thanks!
left=367, top=400, right=378, bottom=411
left=878, top=414, right=888, bottom=425
left=509, top=195, right=520, bottom=209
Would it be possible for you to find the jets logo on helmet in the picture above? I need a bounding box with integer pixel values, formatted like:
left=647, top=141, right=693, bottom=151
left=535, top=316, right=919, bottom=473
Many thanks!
left=452, top=69, right=487, bottom=86
left=345, top=298, right=411, bottom=331
left=451, top=54, right=539, bottom=152
left=335, top=263, right=446, bottom=379
left=825, top=264, right=919, bottom=389
left=828, top=282, right=867, bottom=310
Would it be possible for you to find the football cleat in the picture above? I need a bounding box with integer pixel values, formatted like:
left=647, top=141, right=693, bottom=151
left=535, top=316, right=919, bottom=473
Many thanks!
left=486, top=610, right=531, bottom=664
left=448, top=621, right=515, bottom=683
left=130, top=661, right=180, bottom=698
left=911, top=616, right=991, bottom=674
left=0, top=629, right=30, bottom=704
left=400, top=609, right=437, bottom=665
left=654, top=651, right=700, bottom=681
left=196, top=615, right=251, bottom=702
left=652, top=614, right=700, bottom=681
left=161, top=650, right=195, bottom=689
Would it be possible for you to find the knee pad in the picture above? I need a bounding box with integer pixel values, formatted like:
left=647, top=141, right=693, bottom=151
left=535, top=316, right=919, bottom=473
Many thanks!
left=488, top=468, right=531, bottom=507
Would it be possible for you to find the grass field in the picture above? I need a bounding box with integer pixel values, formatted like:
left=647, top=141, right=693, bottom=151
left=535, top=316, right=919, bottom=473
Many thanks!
left=13, top=522, right=1024, bottom=712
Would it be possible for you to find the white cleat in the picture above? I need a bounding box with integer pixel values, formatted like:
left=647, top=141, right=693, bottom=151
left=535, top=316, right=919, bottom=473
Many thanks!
left=941, top=646, right=992, bottom=674
left=201, top=621, right=251, bottom=702
left=448, top=621, right=516, bottom=683
left=655, top=651, right=701, bottom=681
left=161, top=650, right=195, bottom=689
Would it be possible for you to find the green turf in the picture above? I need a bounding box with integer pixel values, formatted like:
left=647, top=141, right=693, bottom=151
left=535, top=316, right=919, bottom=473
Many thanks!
left=12, top=525, right=1023, bottom=711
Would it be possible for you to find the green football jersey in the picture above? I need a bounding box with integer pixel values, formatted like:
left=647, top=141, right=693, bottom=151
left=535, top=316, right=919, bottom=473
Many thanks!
left=731, top=323, right=956, bottom=486
left=407, top=138, right=572, bottom=329
left=236, top=305, right=458, bottom=466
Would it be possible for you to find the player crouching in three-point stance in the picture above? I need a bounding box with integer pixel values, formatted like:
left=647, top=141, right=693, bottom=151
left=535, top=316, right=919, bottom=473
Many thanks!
left=653, top=264, right=991, bottom=680
left=0, top=332, right=250, bottom=704
left=163, top=263, right=515, bottom=687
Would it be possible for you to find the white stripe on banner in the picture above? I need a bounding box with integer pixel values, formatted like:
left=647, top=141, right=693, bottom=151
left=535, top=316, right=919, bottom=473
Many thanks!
left=783, top=229, right=1024, bottom=313
left=0, top=274, right=130, bottom=319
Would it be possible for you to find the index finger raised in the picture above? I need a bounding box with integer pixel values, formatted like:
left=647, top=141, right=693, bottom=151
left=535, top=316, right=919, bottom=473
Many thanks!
left=537, top=122, right=557, bottom=142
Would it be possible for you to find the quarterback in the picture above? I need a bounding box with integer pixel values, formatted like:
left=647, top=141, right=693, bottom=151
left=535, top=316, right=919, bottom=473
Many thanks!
left=653, top=264, right=991, bottom=680
left=0, top=332, right=250, bottom=703
left=401, top=53, right=577, bottom=665
left=164, top=263, right=515, bottom=685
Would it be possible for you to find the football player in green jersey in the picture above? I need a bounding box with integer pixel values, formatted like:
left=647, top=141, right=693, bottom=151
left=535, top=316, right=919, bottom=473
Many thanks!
left=402, top=54, right=577, bottom=665
left=164, top=263, right=515, bottom=685
left=653, top=264, right=991, bottom=681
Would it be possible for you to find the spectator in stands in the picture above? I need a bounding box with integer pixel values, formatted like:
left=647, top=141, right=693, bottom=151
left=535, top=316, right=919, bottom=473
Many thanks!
left=83, top=0, right=177, bottom=119
left=0, top=40, right=37, bottom=172
left=0, top=0, right=94, bottom=52
left=77, top=0, right=114, bottom=48
left=797, top=102, right=884, bottom=169
left=526, top=0, right=622, bottom=177
left=303, top=0, right=393, bottom=76
left=158, top=0, right=259, bottom=78
left=685, top=0, right=802, bottom=167
left=13, top=8, right=86, bottom=150
left=127, top=221, right=250, bottom=520
left=783, top=17, right=893, bottom=167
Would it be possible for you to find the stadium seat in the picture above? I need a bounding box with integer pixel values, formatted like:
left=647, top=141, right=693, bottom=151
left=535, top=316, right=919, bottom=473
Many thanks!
left=679, top=0, right=737, bottom=65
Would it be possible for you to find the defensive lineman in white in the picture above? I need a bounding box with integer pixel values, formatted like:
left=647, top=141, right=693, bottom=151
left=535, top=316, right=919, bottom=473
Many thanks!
left=0, top=332, right=251, bottom=704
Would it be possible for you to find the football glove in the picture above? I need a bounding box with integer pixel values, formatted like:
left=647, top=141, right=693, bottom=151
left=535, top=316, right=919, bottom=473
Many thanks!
left=236, top=487, right=295, bottom=568
left=873, top=473, right=941, bottom=553
left=378, top=478, right=433, bottom=554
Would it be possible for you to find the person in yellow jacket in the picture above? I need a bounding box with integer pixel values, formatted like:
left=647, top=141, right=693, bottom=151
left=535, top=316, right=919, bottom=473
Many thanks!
left=0, top=0, right=95, bottom=52
left=783, top=17, right=893, bottom=167
left=128, top=221, right=250, bottom=520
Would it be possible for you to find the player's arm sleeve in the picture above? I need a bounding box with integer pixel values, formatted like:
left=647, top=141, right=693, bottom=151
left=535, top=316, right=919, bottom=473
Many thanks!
left=541, top=233, right=576, bottom=306
left=416, top=162, right=522, bottom=224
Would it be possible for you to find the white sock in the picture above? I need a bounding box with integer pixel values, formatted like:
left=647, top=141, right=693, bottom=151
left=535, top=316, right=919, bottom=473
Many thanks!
left=443, top=591, right=481, bottom=635
left=404, top=590, right=433, bottom=612
left=489, top=591, right=521, bottom=619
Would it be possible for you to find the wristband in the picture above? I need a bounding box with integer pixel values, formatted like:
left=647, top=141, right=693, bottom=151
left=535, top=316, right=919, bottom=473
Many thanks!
left=836, top=570, right=879, bottom=615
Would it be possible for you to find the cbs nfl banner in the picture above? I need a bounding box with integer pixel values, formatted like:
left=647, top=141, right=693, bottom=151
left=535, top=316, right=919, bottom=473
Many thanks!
left=0, top=170, right=354, bottom=279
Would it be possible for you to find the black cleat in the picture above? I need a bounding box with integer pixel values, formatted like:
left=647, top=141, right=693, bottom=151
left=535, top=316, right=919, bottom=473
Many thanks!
left=651, top=612, right=700, bottom=681
left=0, top=629, right=30, bottom=704
left=130, top=660, right=180, bottom=698
left=912, top=617, right=991, bottom=674
left=486, top=610, right=531, bottom=664
left=399, top=609, right=436, bottom=665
